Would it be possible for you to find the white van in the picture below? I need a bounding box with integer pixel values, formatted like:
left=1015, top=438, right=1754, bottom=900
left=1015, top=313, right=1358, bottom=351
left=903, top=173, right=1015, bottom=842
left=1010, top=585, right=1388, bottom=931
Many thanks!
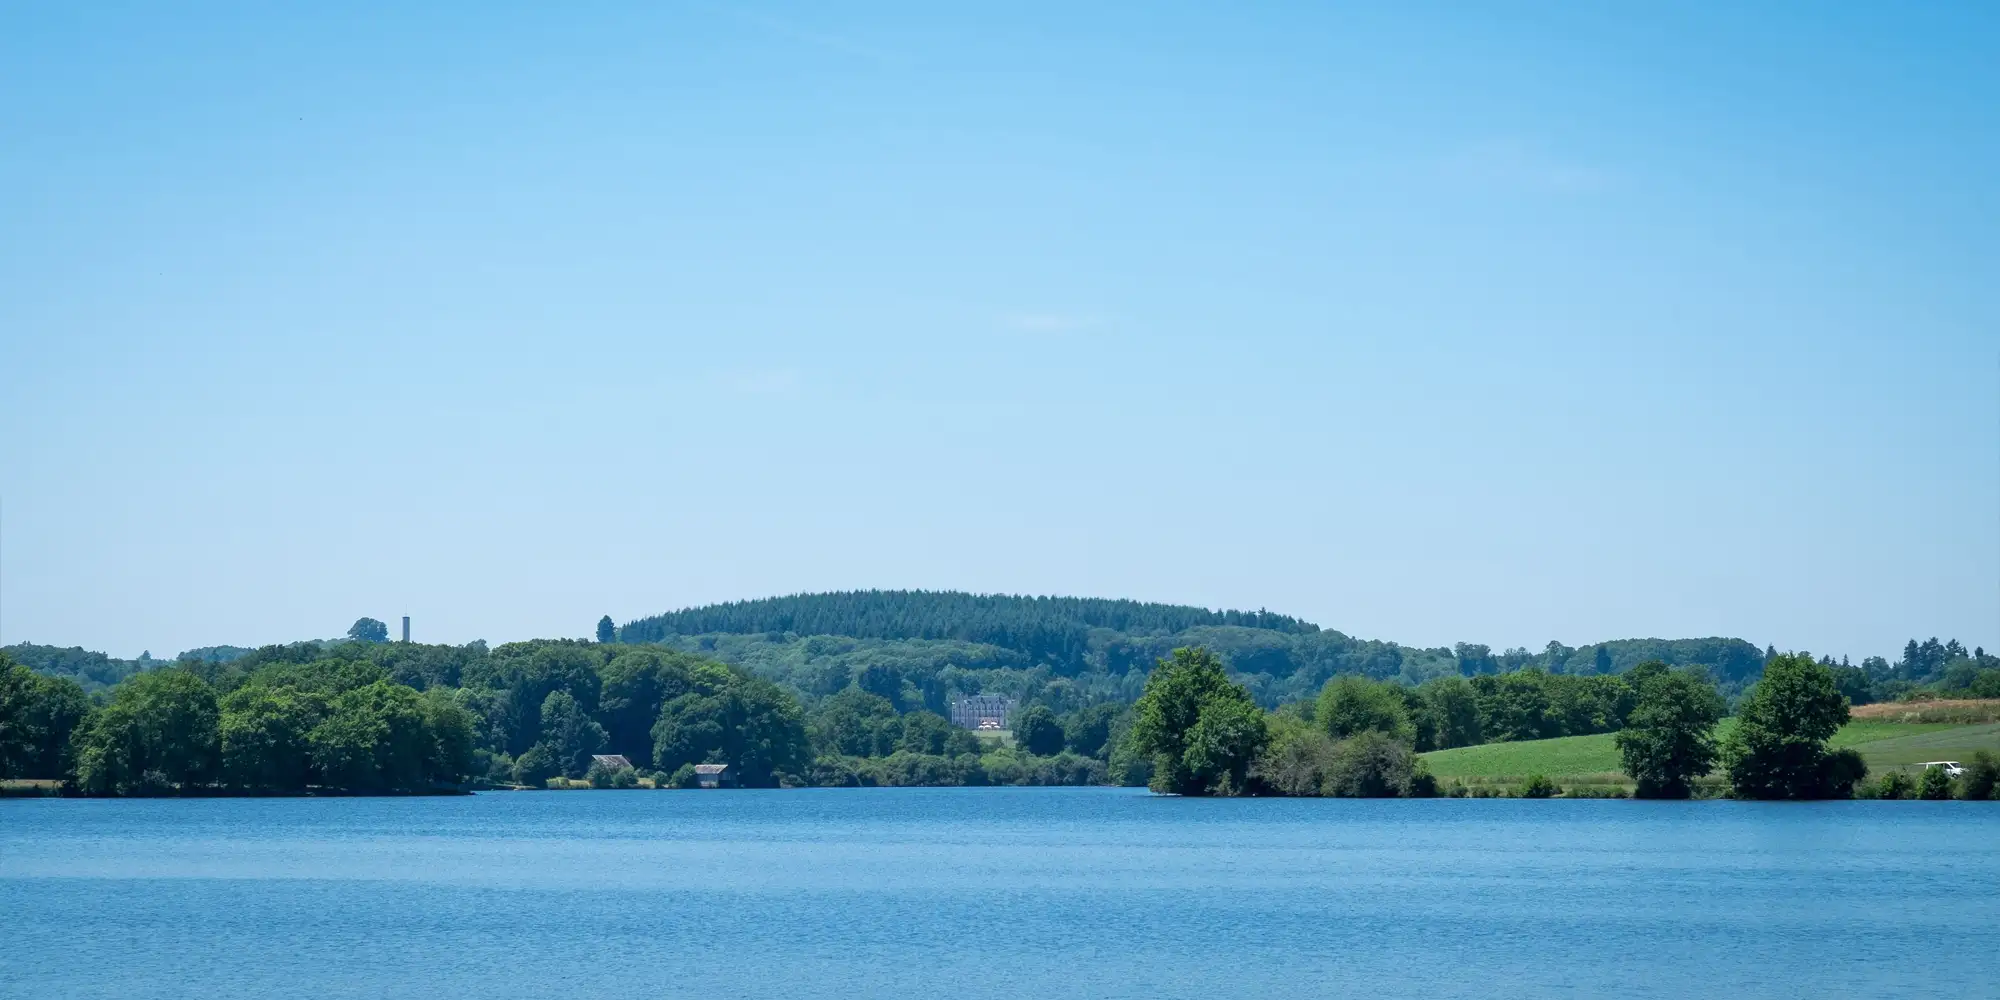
left=1917, top=761, right=1965, bottom=777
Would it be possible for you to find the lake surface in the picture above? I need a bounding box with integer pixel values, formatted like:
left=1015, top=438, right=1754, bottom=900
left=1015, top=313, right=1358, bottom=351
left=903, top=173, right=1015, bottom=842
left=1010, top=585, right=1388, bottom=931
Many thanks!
left=2, top=789, right=1995, bottom=999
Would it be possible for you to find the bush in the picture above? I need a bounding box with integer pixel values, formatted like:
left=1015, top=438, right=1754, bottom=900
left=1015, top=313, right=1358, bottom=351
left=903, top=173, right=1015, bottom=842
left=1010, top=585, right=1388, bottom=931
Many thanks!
left=1875, top=771, right=1914, bottom=800
left=1960, top=751, right=1999, bottom=801
left=1809, top=747, right=1868, bottom=799
left=1322, top=730, right=1416, bottom=797
left=1918, top=765, right=1955, bottom=801
left=1406, top=758, right=1438, bottom=798
left=585, top=759, right=638, bottom=789
left=512, top=743, right=560, bottom=787
left=1517, top=774, right=1559, bottom=799
left=666, top=763, right=699, bottom=789
left=1250, top=717, right=1338, bottom=797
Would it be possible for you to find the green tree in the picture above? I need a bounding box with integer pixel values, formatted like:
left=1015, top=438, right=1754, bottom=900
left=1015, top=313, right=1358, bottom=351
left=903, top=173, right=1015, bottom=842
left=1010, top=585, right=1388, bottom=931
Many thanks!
left=1323, top=730, right=1418, bottom=797
left=72, top=669, right=222, bottom=795
left=1418, top=677, right=1482, bottom=750
left=347, top=618, right=390, bottom=643
left=1252, top=714, right=1339, bottom=796
left=0, top=661, right=90, bottom=780
left=1316, top=675, right=1413, bottom=742
left=596, top=616, right=617, bottom=645
left=895, top=710, right=959, bottom=756
left=809, top=687, right=902, bottom=757
left=0, top=659, right=34, bottom=776
left=597, top=649, right=696, bottom=760
left=1182, top=696, right=1266, bottom=794
left=1471, top=670, right=1553, bottom=742
left=418, top=688, right=477, bottom=785
left=1874, top=771, right=1914, bottom=800
left=651, top=672, right=810, bottom=787
left=1013, top=704, right=1066, bottom=756
left=512, top=743, right=560, bottom=786
left=219, top=684, right=326, bottom=792
left=1960, top=751, right=1999, bottom=800
left=1061, top=703, right=1120, bottom=758
left=1128, top=647, right=1267, bottom=796
left=1615, top=665, right=1725, bottom=799
left=1721, top=652, right=1856, bottom=799
left=309, top=680, right=433, bottom=792
left=1918, top=765, right=1955, bottom=800
left=537, top=690, right=609, bottom=778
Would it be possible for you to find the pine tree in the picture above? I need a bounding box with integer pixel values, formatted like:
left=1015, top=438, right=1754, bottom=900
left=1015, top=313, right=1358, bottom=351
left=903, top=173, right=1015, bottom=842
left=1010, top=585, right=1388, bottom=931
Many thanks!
left=595, top=616, right=616, bottom=645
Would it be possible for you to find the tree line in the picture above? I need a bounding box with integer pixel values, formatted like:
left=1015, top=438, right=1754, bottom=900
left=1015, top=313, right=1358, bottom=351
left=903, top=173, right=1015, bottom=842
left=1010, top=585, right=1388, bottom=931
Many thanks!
left=1125, top=648, right=1997, bottom=801
left=0, top=629, right=1127, bottom=794
left=601, top=591, right=1773, bottom=706
left=7, top=615, right=1994, bottom=799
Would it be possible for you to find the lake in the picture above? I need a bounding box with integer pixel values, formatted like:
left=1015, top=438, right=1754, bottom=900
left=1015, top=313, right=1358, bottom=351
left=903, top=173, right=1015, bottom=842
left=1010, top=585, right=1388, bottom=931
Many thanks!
left=2, top=789, right=1994, bottom=999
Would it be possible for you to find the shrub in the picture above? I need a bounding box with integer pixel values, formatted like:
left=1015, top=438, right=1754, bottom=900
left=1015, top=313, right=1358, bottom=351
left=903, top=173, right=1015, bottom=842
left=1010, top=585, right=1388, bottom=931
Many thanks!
left=1517, top=774, right=1559, bottom=799
left=585, top=759, right=639, bottom=789
left=666, top=763, right=699, bottom=789
left=512, top=744, right=560, bottom=787
left=1406, top=758, right=1438, bottom=798
left=1322, top=730, right=1416, bottom=797
left=1817, top=748, right=1869, bottom=799
left=1918, top=765, right=1955, bottom=801
left=1250, top=717, right=1338, bottom=797
left=1960, top=751, right=1999, bottom=801
left=1875, top=772, right=1914, bottom=800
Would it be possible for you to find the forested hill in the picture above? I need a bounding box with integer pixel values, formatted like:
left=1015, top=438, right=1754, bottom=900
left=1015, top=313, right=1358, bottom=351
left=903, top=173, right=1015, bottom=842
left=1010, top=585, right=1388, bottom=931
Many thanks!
left=619, top=591, right=1768, bottom=706
left=621, top=591, right=1315, bottom=661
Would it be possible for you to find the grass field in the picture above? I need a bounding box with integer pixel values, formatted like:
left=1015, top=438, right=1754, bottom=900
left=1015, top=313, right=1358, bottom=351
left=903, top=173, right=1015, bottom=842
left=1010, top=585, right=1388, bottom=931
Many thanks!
left=1418, top=718, right=2000, bottom=788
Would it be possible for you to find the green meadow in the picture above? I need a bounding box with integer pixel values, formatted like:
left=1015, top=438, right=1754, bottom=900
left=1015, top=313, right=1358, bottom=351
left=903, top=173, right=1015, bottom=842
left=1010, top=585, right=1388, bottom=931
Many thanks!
left=1419, top=719, right=2000, bottom=789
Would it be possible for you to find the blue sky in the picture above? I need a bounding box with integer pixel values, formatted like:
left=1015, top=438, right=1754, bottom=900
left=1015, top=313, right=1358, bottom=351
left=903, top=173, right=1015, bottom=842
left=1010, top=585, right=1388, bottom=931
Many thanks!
left=2, top=3, right=1994, bottom=660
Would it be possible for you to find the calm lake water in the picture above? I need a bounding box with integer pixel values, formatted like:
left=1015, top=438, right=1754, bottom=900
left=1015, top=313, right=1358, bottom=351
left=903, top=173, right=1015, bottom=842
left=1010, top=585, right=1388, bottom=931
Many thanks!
left=2, top=789, right=1995, bottom=999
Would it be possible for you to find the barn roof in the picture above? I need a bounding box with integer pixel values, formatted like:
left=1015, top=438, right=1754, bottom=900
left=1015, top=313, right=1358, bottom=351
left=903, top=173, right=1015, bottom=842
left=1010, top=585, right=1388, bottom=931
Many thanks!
left=591, top=754, right=633, bottom=769
left=693, top=763, right=731, bottom=774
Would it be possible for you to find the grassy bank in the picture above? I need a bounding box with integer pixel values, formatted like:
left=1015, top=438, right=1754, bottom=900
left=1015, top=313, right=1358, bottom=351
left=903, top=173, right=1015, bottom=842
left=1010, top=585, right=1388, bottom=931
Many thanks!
left=1418, top=718, right=2000, bottom=790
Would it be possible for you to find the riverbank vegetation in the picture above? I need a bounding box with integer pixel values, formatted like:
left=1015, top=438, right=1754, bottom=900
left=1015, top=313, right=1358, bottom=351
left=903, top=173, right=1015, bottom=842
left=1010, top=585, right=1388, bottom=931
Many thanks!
left=4, top=591, right=1995, bottom=801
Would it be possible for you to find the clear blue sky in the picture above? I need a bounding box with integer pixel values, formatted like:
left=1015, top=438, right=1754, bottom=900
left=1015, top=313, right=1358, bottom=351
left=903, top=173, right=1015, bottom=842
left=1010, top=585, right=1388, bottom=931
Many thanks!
left=3, top=3, right=1994, bottom=661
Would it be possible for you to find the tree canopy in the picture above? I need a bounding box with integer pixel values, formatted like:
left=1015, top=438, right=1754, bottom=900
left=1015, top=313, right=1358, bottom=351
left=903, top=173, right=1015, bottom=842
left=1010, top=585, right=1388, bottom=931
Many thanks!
left=1722, top=653, right=1862, bottom=800
left=1128, top=647, right=1268, bottom=795
left=1615, top=664, right=1726, bottom=798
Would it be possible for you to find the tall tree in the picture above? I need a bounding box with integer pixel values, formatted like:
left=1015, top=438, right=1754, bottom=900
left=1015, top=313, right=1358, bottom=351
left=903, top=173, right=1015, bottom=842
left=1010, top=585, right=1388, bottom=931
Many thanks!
left=72, top=669, right=222, bottom=795
left=219, top=684, right=326, bottom=792
left=596, top=616, right=617, bottom=645
left=1127, top=647, right=1266, bottom=796
left=1615, top=665, right=1725, bottom=798
left=347, top=618, right=390, bottom=643
left=1012, top=704, right=1066, bottom=756
left=535, top=690, right=608, bottom=778
left=1316, top=675, right=1413, bottom=742
left=1417, top=677, right=1482, bottom=750
left=0, top=659, right=37, bottom=777
left=1721, top=652, right=1858, bottom=799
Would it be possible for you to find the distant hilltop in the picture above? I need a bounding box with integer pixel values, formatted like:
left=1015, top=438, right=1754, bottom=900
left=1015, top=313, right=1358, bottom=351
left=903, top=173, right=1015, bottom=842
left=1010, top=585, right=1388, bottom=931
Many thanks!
left=615, top=589, right=1769, bottom=704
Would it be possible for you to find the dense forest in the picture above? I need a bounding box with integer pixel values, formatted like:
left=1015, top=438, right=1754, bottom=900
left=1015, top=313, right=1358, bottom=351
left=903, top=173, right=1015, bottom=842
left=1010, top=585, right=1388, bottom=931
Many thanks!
left=615, top=590, right=1775, bottom=708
